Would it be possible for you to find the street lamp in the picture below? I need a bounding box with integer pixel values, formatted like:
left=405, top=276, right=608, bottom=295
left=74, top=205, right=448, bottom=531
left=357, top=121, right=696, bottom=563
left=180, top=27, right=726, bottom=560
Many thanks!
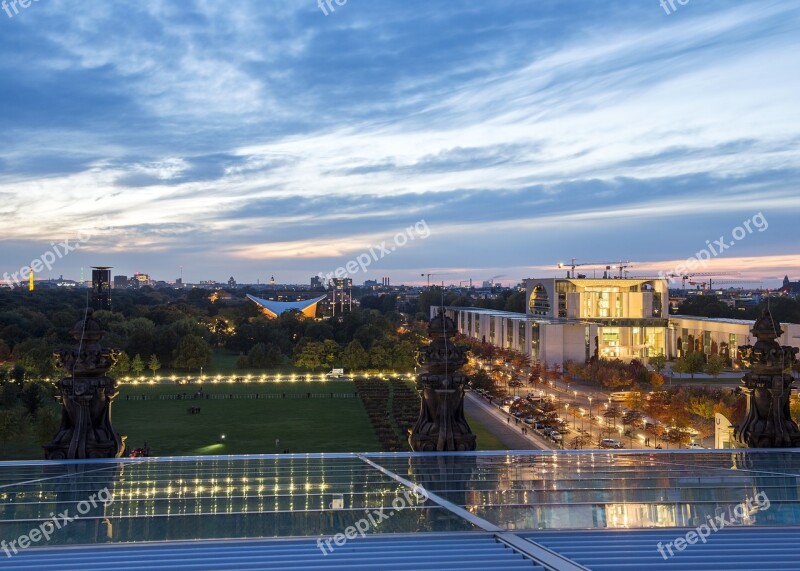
left=565, top=403, right=570, bottom=429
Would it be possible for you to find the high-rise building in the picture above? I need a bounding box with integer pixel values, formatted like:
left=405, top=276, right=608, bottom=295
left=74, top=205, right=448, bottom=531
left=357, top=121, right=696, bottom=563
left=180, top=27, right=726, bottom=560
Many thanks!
left=132, top=273, right=151, bottom=288
left=113, top=275, right=128, bottom=289
left=310, top=276, right=324, bottom=289
left=92, top=267, right=112, bottom=311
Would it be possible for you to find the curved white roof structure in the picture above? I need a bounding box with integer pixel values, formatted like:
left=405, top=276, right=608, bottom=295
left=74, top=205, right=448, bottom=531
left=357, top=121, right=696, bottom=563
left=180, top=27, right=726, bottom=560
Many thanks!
left=246, top=293, right=327, bottom=319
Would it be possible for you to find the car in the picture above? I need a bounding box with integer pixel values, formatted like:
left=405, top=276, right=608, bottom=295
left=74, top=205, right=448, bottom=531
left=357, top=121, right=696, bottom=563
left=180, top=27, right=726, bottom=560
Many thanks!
left=687, top=443, right=705, bottom=449
left=543, top=427, right=554, bottom=436
left=550, top=431, right=563, bottom=442
left=533, top=422, right=545, bottom=430
left=523, top=415, right=534, bottom=424
left=513, top=412, right=522, bottom=418
left=600, top=438, right=623, bottom=449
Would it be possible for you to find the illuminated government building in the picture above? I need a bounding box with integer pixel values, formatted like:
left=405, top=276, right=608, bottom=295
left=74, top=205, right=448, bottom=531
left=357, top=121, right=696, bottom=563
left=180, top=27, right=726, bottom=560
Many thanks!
left=436, top=276, right=800, bottom=366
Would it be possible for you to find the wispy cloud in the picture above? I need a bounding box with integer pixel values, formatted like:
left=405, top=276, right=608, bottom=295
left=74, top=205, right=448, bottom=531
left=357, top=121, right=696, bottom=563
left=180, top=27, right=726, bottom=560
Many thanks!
left=0, top=0, right=798, bottom=283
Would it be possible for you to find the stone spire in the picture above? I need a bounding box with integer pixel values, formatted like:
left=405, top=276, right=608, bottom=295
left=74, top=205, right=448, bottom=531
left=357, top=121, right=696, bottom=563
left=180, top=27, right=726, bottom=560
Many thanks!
left=732, top=310, right=800, bottom=448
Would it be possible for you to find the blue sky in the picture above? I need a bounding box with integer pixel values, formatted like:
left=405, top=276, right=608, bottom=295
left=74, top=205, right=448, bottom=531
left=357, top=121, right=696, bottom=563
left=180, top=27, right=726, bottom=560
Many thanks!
left=1, top=0, right=799, bottom=287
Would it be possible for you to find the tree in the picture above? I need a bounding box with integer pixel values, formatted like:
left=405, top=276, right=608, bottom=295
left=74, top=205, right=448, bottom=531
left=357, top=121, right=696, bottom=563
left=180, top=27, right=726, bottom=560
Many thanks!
left=368, top=343, right=391, bottom=370
left=131, top=354, right=145, bottom=377
left=675, top=352, right=705, bottom=379
left=390, top=341, right=417, bottom=370
left=649, top=372, right=665, bottom=390
left=650, top=354, right=667, bottom=375
left=0, top=339, right=11, bottom=362
left=33, top=407, right=61, bottom=445
left=1, top=382, right=20, bottom=408
left=147, top=354, right=161, bottom=377
left=12, top=339, right=56, bottom=379
left=114, top=351, right=131, bottom=376
left=293, top=340, right=324, bottom=371
left=20, top=382, right=46, bottom=416
left=645, top=423, right=665, bottom=447
left=172, top=335, right=213, bottom=371
left=0, top=408, right=26, bottom=447
left=241, top=343, right=283, bottom=369
left=342, top=340, right=369, bottom=371
left=705, top=354, right=727, bottom=380
left=321, top=339, right=341, bottom=369
left=469, top=369, right=494, bottom=393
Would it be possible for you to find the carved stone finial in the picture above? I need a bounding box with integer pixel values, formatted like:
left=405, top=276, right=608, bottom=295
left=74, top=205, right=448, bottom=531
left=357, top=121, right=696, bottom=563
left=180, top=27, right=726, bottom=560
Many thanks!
left=732, top=310, right=800, bottom=448
left=409, top=309, right=476, bottom=451
left=44, top=309, right=125, bottom=460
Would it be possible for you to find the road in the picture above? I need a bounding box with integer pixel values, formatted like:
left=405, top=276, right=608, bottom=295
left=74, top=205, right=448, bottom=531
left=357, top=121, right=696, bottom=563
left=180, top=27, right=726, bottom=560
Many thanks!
left=464, top=392, right=552, bottom=450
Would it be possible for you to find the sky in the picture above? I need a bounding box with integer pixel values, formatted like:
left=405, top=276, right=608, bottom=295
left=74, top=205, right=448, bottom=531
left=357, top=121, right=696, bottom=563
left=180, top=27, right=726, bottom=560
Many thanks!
left=1, top=0, right=799, bottom=288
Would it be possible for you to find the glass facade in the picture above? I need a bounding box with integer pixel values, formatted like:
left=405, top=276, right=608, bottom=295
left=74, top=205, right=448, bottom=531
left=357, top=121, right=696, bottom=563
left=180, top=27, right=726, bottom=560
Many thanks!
left=3, top=451, right=800, bottom=548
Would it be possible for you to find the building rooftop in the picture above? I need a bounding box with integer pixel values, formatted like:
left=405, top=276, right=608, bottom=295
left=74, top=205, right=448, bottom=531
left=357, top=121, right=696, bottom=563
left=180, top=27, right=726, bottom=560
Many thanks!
left=2, top=450, right=800, bottom=570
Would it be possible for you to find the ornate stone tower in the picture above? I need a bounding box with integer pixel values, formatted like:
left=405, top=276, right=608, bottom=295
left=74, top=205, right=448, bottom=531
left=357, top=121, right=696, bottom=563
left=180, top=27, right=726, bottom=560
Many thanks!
left=44, top=309, right=125, bottom=460
left=410, top=309, right=477, bottom=451
left=732, top=310, right=800, bottom=448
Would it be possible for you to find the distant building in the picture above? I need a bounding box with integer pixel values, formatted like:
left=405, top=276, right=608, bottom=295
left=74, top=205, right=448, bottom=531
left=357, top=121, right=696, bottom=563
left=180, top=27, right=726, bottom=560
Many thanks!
left=382, top=277, right=390, bottom=287
left=310, top=276, right=324, bottom=289
left=113, top=275, right=128, bottom=289
left=437, top=276, right=800, bottom=366
left=91, top=267, right=112, bottom=311
left=330, top=278, right=353, bottom=289
left=247, top=294, right=327, bottom=319
left=132, top=273, right=151, bottom=288
left=783, top=275, right=800, bottom=295
left=364, top=279, right=379, bottom=289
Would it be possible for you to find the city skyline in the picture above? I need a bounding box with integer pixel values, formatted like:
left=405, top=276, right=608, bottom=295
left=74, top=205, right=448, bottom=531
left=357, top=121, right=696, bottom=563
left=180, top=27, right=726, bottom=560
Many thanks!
left=1, top=1, right=799, bottom=285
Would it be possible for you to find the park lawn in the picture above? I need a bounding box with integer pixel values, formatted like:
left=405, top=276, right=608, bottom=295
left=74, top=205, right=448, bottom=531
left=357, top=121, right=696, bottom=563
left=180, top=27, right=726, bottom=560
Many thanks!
left=114, top=382, right=380, bottom=456
left=465, top=412, right=509, bottom=451
left=0, top=382, right=381, bottom=461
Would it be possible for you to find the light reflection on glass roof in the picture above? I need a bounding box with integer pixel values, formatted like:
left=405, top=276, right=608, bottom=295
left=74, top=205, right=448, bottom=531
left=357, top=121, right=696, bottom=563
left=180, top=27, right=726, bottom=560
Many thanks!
left=1, top=450, right=800, bottom=547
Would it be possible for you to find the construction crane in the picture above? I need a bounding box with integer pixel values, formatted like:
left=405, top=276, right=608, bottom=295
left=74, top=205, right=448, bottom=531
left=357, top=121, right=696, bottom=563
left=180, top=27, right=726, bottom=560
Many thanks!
left=668, top=271, right=741, bottom=288
left=688, top=278, right=754, bottom=291
left=557, top=259, right=632, bottom=279
left=421, top=272, right=457, bottom=288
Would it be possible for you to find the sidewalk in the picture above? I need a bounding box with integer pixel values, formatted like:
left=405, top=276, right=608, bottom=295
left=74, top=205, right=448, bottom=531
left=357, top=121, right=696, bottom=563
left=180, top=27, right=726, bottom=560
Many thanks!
left=465, top=392, right=556, bottom=450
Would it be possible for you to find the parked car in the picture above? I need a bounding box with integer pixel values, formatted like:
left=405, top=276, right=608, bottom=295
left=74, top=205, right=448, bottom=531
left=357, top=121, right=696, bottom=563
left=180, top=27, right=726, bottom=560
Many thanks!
left=550, top=431, right=563, bottom=442
left=533, top=422, right=545, bottom=430
left=543, top=427, right=554, bottom=436
left=687, top=443, right=705, bottom=449
left=600, top=438, right=623, bottom=449
left=523, top=415, right=534, bottom=424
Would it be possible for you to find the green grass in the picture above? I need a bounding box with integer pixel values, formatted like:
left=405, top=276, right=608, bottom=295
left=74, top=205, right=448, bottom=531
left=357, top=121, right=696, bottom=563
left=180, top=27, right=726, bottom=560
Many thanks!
left=466, top=412, right=509, bottom=450
left=0, top=382, right=381, bottom=460
left=114, top=382, right=380, bottom=456
left=2, top=381, right=507, bottom=460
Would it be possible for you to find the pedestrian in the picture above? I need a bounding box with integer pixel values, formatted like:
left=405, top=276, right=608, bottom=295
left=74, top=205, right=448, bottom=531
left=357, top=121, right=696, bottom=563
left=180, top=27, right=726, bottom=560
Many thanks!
left=275, top=438, right=280, bottom=448
left=507, top=416, right=510, bottom=423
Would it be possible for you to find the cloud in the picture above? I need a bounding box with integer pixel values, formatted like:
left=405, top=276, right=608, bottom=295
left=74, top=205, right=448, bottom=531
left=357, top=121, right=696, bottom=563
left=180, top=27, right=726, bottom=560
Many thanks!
left=0, top=0, right=799, bottom=283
